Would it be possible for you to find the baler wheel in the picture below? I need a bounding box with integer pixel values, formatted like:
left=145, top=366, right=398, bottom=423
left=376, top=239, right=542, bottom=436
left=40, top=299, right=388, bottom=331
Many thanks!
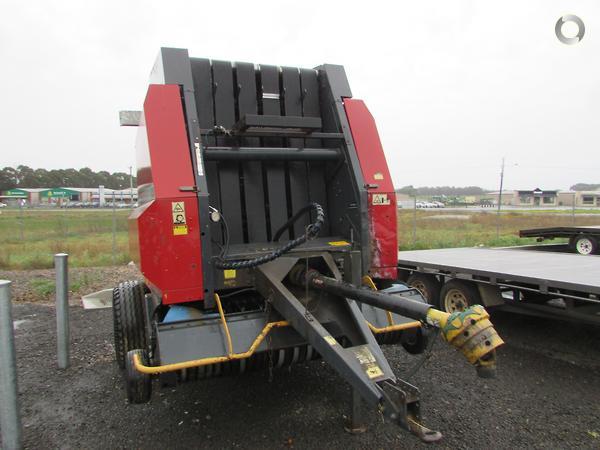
left=113, top=280, right=148, bottom=369
left=400, top=326, right=431, bottom=355
left=125, top=349, right=152, bottom=403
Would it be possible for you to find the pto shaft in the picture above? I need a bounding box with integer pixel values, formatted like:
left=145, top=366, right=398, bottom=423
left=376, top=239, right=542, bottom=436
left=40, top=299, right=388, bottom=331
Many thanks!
left=299, top=269, right=504, bottom=377
left=306, top=270, right=431, bottom=319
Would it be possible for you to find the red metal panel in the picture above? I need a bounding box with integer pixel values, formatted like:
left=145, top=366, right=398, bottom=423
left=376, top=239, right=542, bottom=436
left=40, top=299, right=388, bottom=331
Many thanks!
left=144, top=85, right=197, bottom=199
left=130, top=84, right=204, bottom=304
left=343, top=99, right=398, bottom=279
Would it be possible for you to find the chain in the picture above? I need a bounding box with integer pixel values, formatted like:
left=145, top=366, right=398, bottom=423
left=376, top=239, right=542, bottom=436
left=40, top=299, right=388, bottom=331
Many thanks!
left=404, top=327, right=440, bottom=381
left=377, top=404, right=386, bottom=424
left=265, top=294, right=274, bottom=382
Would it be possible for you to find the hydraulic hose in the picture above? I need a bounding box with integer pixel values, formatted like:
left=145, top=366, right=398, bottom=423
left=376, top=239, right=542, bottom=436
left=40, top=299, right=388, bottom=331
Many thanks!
left=214, top=202, right=324, bottom=270
left=272, top=203, right=319, bottom=242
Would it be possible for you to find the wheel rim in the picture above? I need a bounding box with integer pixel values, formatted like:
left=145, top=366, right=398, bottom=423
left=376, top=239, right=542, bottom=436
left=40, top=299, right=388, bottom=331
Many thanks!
left=410, top=281, right=429, bottom=301
left=444, top=288, right=468, bottom=313
left=576, top=238, right=593, bottom=255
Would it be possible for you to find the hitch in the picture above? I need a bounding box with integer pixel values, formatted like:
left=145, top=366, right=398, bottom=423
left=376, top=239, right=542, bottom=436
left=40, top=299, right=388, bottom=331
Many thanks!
left=379, top=380, right=442, bottom=443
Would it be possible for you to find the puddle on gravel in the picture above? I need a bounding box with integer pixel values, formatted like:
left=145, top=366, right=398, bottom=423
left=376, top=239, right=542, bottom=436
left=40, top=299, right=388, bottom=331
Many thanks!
left=13, top=319, right=31, bottom=330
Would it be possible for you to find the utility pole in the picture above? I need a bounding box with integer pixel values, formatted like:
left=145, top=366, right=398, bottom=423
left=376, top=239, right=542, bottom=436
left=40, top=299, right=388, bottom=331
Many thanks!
left=112, top=191, right=116, bottom=264
left=496, top=157, right=505, bottom=239
left=129, top=166, right=134, bottom=204
left=412, top=195, right=417, bottom=246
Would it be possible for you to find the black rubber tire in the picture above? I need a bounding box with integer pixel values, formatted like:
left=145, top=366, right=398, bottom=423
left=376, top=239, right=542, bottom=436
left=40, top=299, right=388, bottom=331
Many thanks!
left=572, top=235, right=598, bottom=255
left=401, top=326, right=432, bottom=355
left=407, top=273, right=442, bottom=307
left=125, top=349, right=152, bottom=404
left=439, top=279, right=481, bottom=313
left=113, top=280, right=148, bottom=369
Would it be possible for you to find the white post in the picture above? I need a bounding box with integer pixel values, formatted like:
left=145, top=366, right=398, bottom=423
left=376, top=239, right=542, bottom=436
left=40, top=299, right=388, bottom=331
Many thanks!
left=0, top=280, right=22, bottom=450
left=98, top=185, right=105, bottom=208
left=129, top=166, right=134, bottom=204
left=55, top=254, right=70, bottom=369
left=496, top=157, right=505, bottom=239
left=112, top=192, right=117, bottom=264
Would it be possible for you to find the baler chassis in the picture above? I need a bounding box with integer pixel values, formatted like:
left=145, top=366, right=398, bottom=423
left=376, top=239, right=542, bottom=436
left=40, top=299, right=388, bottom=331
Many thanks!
left=116, top=48, right=503, bottom=443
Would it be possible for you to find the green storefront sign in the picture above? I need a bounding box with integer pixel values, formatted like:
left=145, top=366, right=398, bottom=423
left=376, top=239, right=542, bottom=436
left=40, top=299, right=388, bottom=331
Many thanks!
left=3, top=189, right=28, bottom=198
left=40, top=188, right=78, bottom=199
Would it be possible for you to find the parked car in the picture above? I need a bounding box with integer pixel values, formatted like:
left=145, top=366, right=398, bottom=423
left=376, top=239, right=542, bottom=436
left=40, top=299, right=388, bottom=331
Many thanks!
left=432, top=201, right=445, bottom=208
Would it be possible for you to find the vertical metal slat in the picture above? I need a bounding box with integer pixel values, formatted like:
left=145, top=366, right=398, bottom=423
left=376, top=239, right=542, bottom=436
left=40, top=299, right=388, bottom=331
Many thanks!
left=282, top=66, right=310, bottom=238
left=300, top=68, right=329, bottom=233
left=236, top=62, right=268, bottom=243
left=213, top=60, right=244, bottom=244
left=260, top=65, right=288, bottom=240
left=191, top=58, right=222, bottom=243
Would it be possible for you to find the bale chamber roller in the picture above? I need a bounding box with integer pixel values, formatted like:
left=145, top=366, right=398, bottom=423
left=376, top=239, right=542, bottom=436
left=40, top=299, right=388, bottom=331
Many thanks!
left=116, top=47, right=503, bottom=442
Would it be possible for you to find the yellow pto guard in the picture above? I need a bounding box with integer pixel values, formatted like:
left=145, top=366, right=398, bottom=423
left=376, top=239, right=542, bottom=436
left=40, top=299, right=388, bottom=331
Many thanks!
left=426, top=305, right=504, bottom=377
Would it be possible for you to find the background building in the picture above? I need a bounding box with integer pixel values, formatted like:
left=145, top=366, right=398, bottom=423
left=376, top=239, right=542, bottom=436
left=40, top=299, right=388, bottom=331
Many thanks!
left=558, top=191, right=600, bottom=207
left=0, top=188, right=45, bottom=205
left=489, top=188, right=558, bottom=207
left=0, top=187, right=138, bottom=206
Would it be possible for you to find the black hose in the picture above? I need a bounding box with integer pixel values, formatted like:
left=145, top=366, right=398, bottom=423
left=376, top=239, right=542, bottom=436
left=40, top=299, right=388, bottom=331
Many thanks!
left=214, top=203, right=324, bottom=270
left=272, top=203, right=317, bottom=242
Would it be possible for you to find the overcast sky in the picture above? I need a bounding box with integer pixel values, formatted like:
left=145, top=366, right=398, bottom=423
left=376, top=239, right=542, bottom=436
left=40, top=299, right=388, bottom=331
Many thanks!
left=1, top=0, right=598, bottom=190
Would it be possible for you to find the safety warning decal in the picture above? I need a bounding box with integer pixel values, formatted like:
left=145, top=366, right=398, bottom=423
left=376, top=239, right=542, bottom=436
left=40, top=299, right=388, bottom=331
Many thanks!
left=371, top=193, right=391, bottom=206
left=194, top=142, right=204, bottom=176
left=172, top=201, right=188, bottom=235
left=328, top=240, right=350, bottom=247
left=324, top=335, right=338, bottom=346
left=223, top=269, right=236, bottom=280
left=350, top=345, right=384, bottom=380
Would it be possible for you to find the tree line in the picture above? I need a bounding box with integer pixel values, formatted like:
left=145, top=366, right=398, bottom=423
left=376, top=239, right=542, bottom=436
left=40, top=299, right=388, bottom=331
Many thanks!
left=570, top=183, right=600, bottom=191
left=0, top=166, right=136, bottom=191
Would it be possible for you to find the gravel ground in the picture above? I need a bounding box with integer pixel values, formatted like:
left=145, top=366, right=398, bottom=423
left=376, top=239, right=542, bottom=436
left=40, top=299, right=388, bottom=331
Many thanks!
left=0, top=265, right=140, bottom=303
left=5, top=299, right=599, bottom=449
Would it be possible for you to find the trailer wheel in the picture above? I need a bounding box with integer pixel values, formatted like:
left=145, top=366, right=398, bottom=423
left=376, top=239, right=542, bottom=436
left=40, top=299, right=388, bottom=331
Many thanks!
left=113, top=280, right=148, bottom=369
left=125, top=349, right=152, bottom=404
left=573, top=235, right=598, bottom=255
left=407, top=273, right=441, bottom=307
left=440, top=280, right=481, bottom=313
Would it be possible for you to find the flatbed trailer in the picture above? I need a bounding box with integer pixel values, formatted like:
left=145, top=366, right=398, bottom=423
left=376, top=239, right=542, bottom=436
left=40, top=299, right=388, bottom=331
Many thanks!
left=397, top=247, right=600, bottom=326
left=519, top=226, right=600, bottom=255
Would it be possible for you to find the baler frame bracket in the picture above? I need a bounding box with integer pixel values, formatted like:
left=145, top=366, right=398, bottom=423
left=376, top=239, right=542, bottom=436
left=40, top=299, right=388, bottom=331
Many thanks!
left=252, top=254, right=443, bottom=441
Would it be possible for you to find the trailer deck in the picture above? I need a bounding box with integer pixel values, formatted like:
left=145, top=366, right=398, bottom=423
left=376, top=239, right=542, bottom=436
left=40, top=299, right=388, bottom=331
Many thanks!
left=519, top=225, right=600, bottom=239
left=398, top=247, right=600, bottom=296
left=398, top=247, right=600, bottom=326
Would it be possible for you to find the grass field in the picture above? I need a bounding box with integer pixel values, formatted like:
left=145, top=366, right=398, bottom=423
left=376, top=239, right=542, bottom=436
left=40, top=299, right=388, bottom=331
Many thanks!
left=398, top=209, right=600, bottom=250
left=1, top=208, right=599, bottom=270
left=0, top=209, right=130, bottom=270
